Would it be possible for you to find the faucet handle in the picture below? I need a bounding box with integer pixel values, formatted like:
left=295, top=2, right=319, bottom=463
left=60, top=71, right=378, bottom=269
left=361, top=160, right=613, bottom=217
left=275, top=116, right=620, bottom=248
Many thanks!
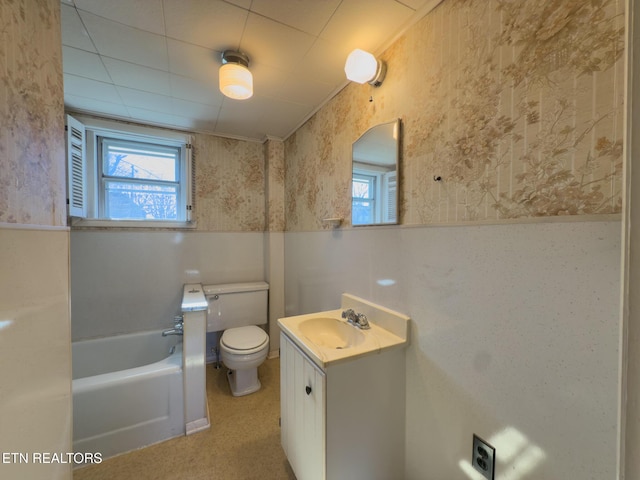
left=356, top=313, right=370, bottom=329
left=341, top=309, right=355, bottom=319
left=173, top=315, right=184, bottom=327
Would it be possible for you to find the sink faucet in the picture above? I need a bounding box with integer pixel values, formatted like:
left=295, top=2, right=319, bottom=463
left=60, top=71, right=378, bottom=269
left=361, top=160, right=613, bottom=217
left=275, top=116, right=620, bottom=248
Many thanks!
left=341, top=309, right=371, bottom=330
left=162, top=316, right=184, bottom=336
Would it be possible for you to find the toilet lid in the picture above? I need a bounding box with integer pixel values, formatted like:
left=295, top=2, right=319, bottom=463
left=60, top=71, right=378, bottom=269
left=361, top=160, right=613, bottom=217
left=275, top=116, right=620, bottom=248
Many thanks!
left=221, top=326, right=268, bottom=351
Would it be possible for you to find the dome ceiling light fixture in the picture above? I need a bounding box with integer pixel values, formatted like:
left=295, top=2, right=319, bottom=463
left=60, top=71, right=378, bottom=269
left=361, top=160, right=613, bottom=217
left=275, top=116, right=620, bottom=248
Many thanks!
left=344, top=48, right=387, bottom=87
left=219, top=50, right=253, bottom=100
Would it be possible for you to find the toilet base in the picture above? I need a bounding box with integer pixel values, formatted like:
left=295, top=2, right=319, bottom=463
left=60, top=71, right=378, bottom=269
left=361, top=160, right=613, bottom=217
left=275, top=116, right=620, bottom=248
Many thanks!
left=226, top=367, right=261, bottom=397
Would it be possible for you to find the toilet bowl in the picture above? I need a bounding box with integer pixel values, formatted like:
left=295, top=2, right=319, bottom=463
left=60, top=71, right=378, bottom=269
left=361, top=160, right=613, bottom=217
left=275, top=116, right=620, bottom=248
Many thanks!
left=220, top=326, right=269, bottom=396
left=204, top=282, right=270, bottom=397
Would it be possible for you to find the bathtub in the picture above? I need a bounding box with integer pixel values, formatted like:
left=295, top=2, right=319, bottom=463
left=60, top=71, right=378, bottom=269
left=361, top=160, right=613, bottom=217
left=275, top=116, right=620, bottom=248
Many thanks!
left=72, top=330, right=185, bottom=460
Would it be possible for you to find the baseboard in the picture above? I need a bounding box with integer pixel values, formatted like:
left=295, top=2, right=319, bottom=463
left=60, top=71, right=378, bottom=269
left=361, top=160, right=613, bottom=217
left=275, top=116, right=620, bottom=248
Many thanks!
left=268, top=349, right=280, bottom=359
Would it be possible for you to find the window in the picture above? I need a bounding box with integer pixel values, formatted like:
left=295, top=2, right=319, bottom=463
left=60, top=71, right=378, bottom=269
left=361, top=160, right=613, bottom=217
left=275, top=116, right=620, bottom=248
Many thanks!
left=352, top=167, right=397, bottom=225
left=66, top=115, right=194, bottom=227
left=100, top=138, right=181, bottom=220
left=352, top=172, right=376, bottom=225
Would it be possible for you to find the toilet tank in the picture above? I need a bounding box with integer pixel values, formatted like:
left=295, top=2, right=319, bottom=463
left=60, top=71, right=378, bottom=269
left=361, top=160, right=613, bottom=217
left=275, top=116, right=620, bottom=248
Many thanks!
left=203, top=282, right=269, bottom=332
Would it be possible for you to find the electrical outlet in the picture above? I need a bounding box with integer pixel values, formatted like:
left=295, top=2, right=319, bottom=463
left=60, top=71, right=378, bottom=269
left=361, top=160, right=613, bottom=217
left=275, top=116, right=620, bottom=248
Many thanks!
left=472, top=434, right=495, bottom=480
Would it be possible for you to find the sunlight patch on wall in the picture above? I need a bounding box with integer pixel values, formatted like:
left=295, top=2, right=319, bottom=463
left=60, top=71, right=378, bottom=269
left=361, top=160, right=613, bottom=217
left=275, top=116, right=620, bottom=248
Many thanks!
left=0, top=320, right=13, bottom=330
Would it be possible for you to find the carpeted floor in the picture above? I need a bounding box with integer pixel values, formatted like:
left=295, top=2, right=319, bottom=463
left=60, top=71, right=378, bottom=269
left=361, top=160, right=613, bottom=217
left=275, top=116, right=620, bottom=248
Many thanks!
left=73, top=358, right=296, bottom=480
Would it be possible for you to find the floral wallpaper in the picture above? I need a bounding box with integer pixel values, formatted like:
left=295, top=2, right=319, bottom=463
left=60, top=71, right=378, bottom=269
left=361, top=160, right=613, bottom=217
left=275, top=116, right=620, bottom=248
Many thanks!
left=0, top=0, right=269, bottom=233
left=284, top=0, right=625, bottom=230
left=46, top=0, right=624, bottom=233
left=194, top=134, right=265, bottom=232
left=265, top=138, right=286, bottom=232
left=0, top=0, right=66, bottom=226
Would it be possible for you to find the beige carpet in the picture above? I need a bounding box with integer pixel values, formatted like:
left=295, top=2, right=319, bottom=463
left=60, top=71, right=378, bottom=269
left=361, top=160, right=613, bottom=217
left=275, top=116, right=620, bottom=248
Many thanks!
left=74, top=358, right=296, bottom=480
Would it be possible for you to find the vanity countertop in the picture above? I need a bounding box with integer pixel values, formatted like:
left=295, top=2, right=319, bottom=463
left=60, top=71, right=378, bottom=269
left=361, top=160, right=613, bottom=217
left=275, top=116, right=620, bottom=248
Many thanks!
left=278, top=294, right=410, bottom=369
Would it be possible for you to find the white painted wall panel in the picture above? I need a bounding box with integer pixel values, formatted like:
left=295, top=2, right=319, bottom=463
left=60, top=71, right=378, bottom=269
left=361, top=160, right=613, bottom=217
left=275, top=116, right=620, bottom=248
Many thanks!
left=71, top=231, right=265, bottom=340
left=0, top=228, right=72, bottom=480
left=284, top=219, right=621, bottom=480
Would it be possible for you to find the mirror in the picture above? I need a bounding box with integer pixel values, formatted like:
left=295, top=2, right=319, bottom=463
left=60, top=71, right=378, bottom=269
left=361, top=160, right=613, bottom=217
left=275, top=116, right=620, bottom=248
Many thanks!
left=351, top=119, right=400, bottom=226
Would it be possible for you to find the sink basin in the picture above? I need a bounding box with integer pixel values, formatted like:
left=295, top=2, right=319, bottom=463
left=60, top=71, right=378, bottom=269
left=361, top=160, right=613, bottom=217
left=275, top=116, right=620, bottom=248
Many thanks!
left=298, top=317, right=365, bottom=350
left=278, top=297, right=410, bottom=368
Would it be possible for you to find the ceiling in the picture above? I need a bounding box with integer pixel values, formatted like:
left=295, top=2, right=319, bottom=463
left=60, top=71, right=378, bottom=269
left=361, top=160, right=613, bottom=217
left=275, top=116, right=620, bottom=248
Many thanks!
left=61, top=0, right=436, bottom=142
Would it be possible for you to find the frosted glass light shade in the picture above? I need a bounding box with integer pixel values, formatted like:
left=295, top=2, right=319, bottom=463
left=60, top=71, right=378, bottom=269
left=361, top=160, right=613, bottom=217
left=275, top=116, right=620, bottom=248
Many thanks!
left=345, top=49, right=379, bottom=84
left=219, top=63, right=253, bottom=100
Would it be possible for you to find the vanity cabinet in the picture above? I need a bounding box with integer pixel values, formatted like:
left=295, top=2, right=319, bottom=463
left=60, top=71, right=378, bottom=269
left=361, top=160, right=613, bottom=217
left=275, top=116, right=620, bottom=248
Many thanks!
left=280, top=332, right=406, bottom=480
left=280, top=332, right=326, bottom=480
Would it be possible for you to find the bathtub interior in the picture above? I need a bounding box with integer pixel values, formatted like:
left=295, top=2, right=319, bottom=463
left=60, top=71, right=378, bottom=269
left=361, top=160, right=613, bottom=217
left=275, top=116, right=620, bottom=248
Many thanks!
left=72, top=331, right=185, bottom=461
left=72, top=330, right=181, bottom=379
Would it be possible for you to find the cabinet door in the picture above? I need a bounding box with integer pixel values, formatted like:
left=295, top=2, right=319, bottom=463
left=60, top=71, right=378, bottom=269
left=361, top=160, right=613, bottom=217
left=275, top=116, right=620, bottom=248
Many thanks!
left=281, top=333, right=326, bottom=480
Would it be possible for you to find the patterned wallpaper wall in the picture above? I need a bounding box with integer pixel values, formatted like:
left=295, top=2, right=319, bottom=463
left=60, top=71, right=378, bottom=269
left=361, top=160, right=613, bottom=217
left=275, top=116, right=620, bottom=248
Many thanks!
left=22, top=0, right=622, bottom=233
left=265, top=138, right=286, bottom=232
left=194, top=134, right=265, bottom=232
left=284, top=0, right=625, bottom=231
left=0, top=0, right=66, bottom=226
left=0, top=0, right=267, bottom=233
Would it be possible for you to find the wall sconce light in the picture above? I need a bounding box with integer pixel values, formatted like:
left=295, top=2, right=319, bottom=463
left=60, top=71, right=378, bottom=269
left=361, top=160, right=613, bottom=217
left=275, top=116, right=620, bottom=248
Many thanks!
left=344, top=49, right=386, bottom=87
left=219, top=50, right=253, bottom=100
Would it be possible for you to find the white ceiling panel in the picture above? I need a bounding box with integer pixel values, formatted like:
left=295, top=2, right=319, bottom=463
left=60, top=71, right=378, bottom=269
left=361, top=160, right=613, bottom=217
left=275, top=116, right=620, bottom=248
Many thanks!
left=400, top=0, right=437, bottom=10
left=167, top=39, right=220, bottom=83
left=240, top=13, right=316, bottom=73
left=74, top=0, right=166, bottom=35
left=125, top=106, right=177, bottom=127
left=65, top=94, right=130, bottom=118
left=220, top=95, right=313, bottom=139
left=250, top=0, right=341, bottom=36
left=172, top=98, right=219, bottom=122
left=61, top=4, right=96, bottom=52
left=62, top=46, right=111, bottom=83
left=274, top=75, right=337, bottom=108
left=62, top=0, right=441, bottom=140
left=224, top=0, right=252, bottom=9
left=169, top=74, right=224, bottom=108
left=116, top=87, right=174, bottom=114
left=320, top=0, right=415, bottom=50
left=301, top=38, right=354, bottom=86
left=171, top=114, right=218, bottom=133
left=215, top=96, right=272, bottom=138
left=64, top=74, right=122, bottom=104
left=102, top=58, right=171, bottom=96
left=79, top=11, right=169, bottom=70
left=163, top=0, right=248, bottom=51
left=247, top=62, right=290, bottom=99
left=251, top=99, right=316, bottom=139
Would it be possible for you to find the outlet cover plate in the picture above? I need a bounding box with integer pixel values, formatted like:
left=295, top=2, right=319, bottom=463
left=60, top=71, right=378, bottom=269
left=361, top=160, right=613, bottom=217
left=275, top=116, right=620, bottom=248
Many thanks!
left=472, top=434, right=495, bottom=480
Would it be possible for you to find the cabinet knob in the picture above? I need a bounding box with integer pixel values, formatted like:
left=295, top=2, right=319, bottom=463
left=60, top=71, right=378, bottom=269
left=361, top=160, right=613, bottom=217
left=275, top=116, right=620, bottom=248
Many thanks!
left=305, top=386, right=312, bottom=395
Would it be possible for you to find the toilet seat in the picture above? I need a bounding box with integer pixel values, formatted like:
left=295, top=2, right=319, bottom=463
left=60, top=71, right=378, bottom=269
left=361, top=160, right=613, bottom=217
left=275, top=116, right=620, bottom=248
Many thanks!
left=221, top=326, right=268, bottom=355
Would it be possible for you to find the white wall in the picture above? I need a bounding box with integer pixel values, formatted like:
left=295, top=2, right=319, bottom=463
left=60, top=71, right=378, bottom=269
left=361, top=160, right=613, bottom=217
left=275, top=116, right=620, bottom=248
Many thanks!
left=71, top=231, right=265, bottom=340
left=265, top=231, right=286, bottom=355
left=0, top=227, right=71, bottom=480
left=284, top=219, right=621, bottom=480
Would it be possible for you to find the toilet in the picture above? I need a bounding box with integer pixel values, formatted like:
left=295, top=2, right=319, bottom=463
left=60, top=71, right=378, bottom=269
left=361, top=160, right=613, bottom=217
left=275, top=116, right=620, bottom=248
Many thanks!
left=203, top=282, right=269, bottom=397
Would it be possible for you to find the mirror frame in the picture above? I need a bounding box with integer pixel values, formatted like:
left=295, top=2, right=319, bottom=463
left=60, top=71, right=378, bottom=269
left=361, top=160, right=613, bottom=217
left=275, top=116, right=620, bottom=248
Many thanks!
left=351, top=118, right=401, bottom=227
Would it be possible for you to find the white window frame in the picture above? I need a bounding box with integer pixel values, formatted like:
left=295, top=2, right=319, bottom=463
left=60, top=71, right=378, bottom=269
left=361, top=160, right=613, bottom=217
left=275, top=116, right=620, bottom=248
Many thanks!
left=67, top=115, right=195, bottom=229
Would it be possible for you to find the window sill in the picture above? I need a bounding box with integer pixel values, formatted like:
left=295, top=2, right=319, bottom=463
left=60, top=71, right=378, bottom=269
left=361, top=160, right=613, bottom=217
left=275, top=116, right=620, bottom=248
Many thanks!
left=70, top=218, right=197, bottom=230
